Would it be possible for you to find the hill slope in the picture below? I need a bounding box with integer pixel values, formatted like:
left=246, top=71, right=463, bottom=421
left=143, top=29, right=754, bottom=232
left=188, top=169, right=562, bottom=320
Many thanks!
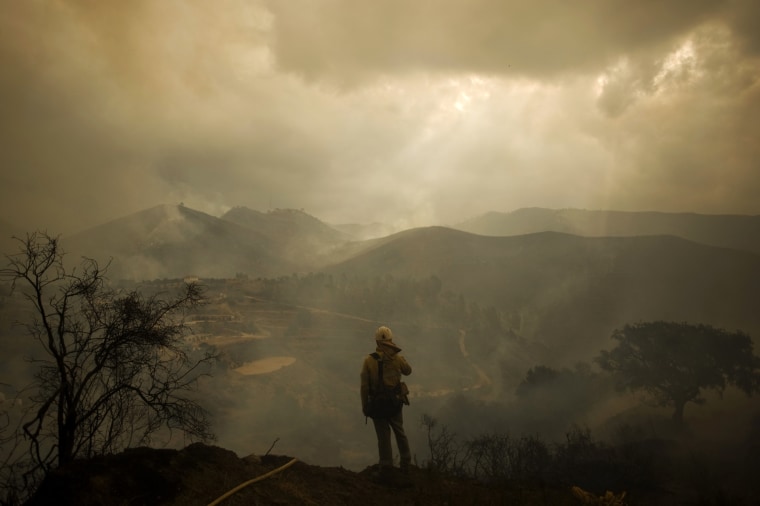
left=27, top=439, right=756, bottom=506
left=62, top=205, right=297, bottom=280
left=323, top=227, right=760, bottom=359
left=456, top=208, right=760, bottom=255
left=23, top=443, right=608, bottom=506
left=23, top=444, right=504, bottom=506
left=220, top=206, right=351, bottom=268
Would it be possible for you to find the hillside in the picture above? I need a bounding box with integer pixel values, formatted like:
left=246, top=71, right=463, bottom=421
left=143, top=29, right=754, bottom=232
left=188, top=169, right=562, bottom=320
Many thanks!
left=26, top=444, right=531, bottom=506
left=26, top=436, right=760, bottom=506
left=324, top=227, right=760, bottom=361
left=221, top=206, right=348, bottom=244
left=220, top=206, right=350, bottom=268
left=61, top=205, right=298, bottom=280
left=44, top=205, right=760, bottom=364
left=57, top=205, right=362, bottom=280
left=455, top=208, right=760, bottom=255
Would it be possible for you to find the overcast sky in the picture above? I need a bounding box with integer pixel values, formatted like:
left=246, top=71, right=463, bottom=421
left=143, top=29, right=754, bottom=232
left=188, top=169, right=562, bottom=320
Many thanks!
left=1, top=0, right=759, bottom=233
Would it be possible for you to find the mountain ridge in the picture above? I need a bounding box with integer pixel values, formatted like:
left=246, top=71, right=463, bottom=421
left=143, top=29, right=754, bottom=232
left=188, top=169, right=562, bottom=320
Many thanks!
left=323, top=226, right=760, bottom=360
left=455, top=207, right=760, bottom=255
left=61, top=204, right=294, bottom=280
left=10, top=203, right=760, bottom=356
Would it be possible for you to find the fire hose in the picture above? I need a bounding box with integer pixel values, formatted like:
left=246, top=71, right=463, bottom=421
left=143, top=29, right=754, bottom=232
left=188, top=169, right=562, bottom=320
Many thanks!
left=206, top=457, right=299, bottom=506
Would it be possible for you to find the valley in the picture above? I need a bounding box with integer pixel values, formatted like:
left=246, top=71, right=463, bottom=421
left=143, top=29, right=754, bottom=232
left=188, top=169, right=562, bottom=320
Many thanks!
left=3, top=205, right=760, bottom=501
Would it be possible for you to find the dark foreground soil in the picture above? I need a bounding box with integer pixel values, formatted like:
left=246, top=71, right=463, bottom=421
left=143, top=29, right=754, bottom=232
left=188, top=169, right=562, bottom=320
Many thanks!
left=25, top=443, right=599, bottom=506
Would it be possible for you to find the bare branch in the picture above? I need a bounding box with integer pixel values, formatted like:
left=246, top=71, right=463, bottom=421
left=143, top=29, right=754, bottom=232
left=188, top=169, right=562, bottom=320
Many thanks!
left=2, top=231, right=217, bottom=496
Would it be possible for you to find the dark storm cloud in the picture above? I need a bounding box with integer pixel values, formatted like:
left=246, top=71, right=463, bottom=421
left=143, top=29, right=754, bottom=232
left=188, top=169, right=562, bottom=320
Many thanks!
left=267, top=0, right=722, bottom=80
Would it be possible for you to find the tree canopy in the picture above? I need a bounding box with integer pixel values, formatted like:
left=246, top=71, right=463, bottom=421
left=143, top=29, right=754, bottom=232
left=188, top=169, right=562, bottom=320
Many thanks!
left=595, top=321, right=760, bottom=425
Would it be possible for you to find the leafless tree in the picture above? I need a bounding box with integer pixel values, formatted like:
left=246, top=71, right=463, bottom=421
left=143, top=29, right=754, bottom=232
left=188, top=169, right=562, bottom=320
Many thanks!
left=1, top=232, right=216, bottom=485
left=421, top=414, right=464, bottom=475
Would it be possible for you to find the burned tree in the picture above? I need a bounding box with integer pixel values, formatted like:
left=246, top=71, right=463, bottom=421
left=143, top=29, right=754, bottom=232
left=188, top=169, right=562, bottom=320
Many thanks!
left=1, top=232, right=215, bottom=477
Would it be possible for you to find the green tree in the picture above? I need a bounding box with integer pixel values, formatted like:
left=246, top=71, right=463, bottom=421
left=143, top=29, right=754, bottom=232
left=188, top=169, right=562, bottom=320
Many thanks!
left=596, top=321, right=760, bottom=425
left=1, top=232, right=216, bottom=481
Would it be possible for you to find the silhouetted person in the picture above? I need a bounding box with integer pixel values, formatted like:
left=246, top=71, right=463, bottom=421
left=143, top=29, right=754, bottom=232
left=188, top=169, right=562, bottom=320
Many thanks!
left=361, top=326, right=412, bottom=476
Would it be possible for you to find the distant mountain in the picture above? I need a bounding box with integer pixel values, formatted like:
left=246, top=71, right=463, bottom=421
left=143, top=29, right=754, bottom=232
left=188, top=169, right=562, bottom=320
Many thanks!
left=323, top=227, right=760, bottom=362
left=331, top=221, right=398, bottom=240
left=220, top=207, right=350, bottom=267
left=455, top=208, right=760, bottom=255
left=63, top=204, right=298, bottom=280
left=48, top=204, right=760, bottom=359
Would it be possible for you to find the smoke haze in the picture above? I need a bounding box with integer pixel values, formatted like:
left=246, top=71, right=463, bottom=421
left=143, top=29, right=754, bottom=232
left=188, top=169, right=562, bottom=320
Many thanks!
left=2, top=1, right=760, bottom=233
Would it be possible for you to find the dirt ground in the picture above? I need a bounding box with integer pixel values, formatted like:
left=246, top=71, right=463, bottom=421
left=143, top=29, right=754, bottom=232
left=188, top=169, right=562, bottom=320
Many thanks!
left=25, top=443, right=587, bottom=506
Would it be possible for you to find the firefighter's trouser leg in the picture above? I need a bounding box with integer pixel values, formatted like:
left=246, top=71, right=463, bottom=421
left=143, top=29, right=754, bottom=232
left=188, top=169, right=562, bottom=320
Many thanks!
left=372, top=409, right=411, bottom=469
